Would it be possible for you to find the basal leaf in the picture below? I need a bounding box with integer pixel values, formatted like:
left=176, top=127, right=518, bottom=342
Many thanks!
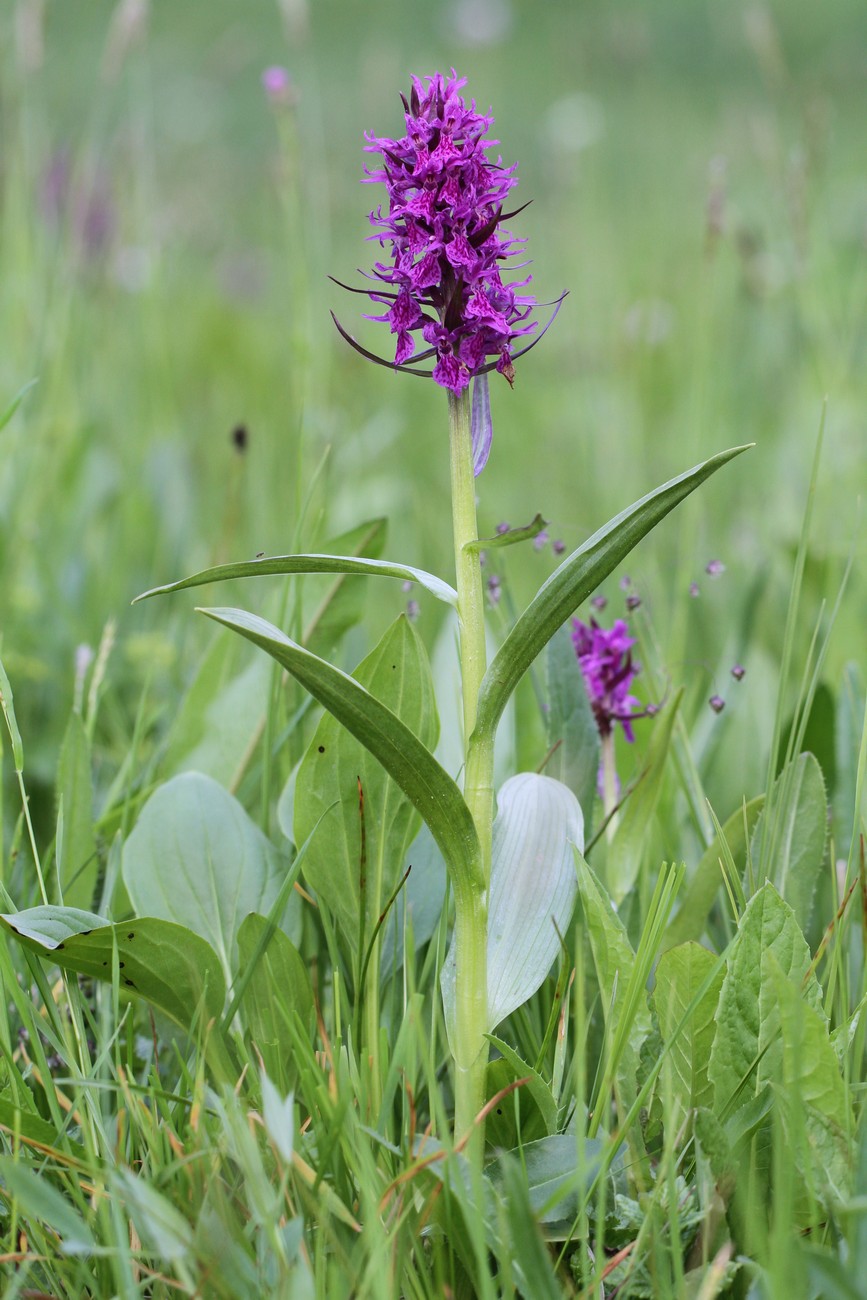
left=237, top=913, right=313, bottom=1093
left=708, top=882, right=823, bottom=1120
left=653, top=942, right=724, bottom=1125
left=122, top=772, right=300, bottom=981
left=489, top=1134, right=605, bottom=1239
left=294, top=616, right=438, bottom=956
left=662, top=796, right=764, bottom=952
left=607, top=688, right=682, bottom=904
left=198, top=607, right=482, bottom=897
left=474, top=445, right=750, bottom=741
left=771, top=959, right=852, bottom=1205
left=545, top=624, right=600, bottom=833
left=0, top=908, right=230, bottom=1074
left=751, top=752, right=827, bottom=932
left=441, top=774, right=583, bottom=1041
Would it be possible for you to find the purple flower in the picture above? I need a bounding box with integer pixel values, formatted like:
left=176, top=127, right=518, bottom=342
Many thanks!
left=333, top=71, right=565, bottom=395
left=709, top=694, right=726, bottom=713
left=590, top=594, right=607, bottom=611
left=689, top=581, right=700, bottom=598
left=571, top=617, right=644, bottom=742
left=731, top=663, right=745, bottom=681
left=552, top=539, right=566, bottom=555
left=262, top=66, right=295, bottom=105
left=625, top=593, right=641, bottom=611
left=705, top=558, right=726, bottom=577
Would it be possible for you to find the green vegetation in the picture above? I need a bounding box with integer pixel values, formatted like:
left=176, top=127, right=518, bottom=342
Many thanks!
left=1, top=1, right=865, bottom=1295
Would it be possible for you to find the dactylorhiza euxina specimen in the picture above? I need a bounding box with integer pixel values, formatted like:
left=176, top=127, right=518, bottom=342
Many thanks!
left=333, top=69, right=563, bottom=473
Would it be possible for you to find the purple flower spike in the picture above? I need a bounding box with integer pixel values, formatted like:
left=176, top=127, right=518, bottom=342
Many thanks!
left=572, top=617, right=646, bottom=742
left=334, top=70, right=565, bottom=405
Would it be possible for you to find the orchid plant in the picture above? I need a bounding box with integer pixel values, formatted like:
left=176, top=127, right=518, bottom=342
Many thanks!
left=135, top=70, right=746, bottom=1160
left=0, top=71, right=748, bottom=1174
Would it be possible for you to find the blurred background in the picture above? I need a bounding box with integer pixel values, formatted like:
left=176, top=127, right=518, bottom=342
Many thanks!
left=1, top=0, right=865, bottom=833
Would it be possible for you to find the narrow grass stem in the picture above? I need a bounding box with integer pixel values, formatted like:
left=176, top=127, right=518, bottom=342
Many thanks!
left=448, top=389, right=491, bottom=1156
left=601, top=733, right=618, bottom=842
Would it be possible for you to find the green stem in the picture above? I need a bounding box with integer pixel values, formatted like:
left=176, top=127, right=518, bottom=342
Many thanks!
left=448, top=389, right=492, bottom=1156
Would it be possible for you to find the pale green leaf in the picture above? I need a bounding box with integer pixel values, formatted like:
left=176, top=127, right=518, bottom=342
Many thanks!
left=653, top=942, right=724, bottom=1124
left=114, top=1169, right=193, bottom=1261
left=708, top=882, right=823, bottom=1119
left=236, top=913, right=313, bottom=1093
left=122, top=771, right=300, bottom=981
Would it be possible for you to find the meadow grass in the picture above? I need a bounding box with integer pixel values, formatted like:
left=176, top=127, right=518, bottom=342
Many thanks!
left=1, top=2, right=866, bottom=1295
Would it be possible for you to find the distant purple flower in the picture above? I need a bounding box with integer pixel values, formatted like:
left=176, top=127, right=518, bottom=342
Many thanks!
left=533, top=530, right=549, bottom=551
left=406, top=599, right=421, bottom=621
left=487, top=574, right=502, bottom=606
left=625, top=594, right=641, bottom=611
left=571, top=617, right=644, bottom=742
left=552, top=539, right=566, bottom=555
left=495, top=521, right=511, bottom=534
left=619, top=575, right=631, bottom=591
left=689, top=581, right=700, bottom=598
left=590, top=594, right=607, bottom=611
left=333, top=71, right=565, bottom=396
left=705, top=559, right=725, bottom=577
left=262, top=66, right=294, bottom=104
left=709, top=694, right=726, bottom=713
left=731, top=663, right=745, bottom=681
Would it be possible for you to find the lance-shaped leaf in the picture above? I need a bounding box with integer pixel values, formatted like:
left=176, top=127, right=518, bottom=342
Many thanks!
left=544, top=624, right=600, bottom=830
left=473, top=445, right=750, bottom=741
left=134, top=553, right=457, bottom=607
left=198, top=608, right=483, bottom=896
left=653, top=942, right=725, bottom=1126
left=0, top=908, right=232, bottom=1076
left=441, top=773, right=583, bottom=1039
left=750, top=751, right=827, bottom=932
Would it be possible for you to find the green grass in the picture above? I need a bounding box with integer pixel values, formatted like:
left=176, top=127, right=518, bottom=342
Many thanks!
left=1, top=1, right=866, bottom=1295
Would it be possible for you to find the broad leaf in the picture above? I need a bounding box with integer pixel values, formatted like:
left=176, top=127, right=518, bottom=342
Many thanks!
left=0, top=908, right=230, bottom=1073
left=488, top=1134, right=605, bottom=1239
left=662, top=796, right=764, bottom=952
left=0, top=1157, right=94, bottom=1254
left=294, top=616, right=437, bottom=955
left=708, top=883, right=822, bottom=1119
left=574, top=852, right=652, bottom=1115
left=236, top=913, right=313, bottom=1093
left=122, top=772, right=300, bottom=980
left=653, top=942, right=724, bottom=1126
left=198, top=607, right=482, bottom=895
left=607, top=688, right=682, bottom=904
left=56, top=711, right=98, bottom=910
left=441, top=774, right=583, bottom=1040
left=545, top=624, right=600, bottom=832
left=751, top=752, right=827, bottom=931
left=485, top=1034, right=558, bottom=1147
left=474, top=445, right=750, bottom=740
left=135, top=552, right=457, bottom=607
left=771, top=959, right=852, bottom=1205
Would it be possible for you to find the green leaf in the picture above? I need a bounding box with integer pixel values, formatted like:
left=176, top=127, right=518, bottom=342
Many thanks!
left=0, top=1156, right=94, bottom=1254
left=834, top=662, right=866, bottom=859
left=260, top=1070, right=295, bottom=1163
left=467, top=513, right=548, bottom=553
left=770, top=959, right=852, bottom=1204
left=56, top=711, right=98, bottom=910
left=607, top=688, right=682, bottom=904
left=708, top=882, right=822, bottom=1120
left=488, top=1134, right=605, bottom=1238
left=379, top=821, right=447, bottom=979
left=575, top=853, right=652, bottom=1116
left=0, top=1096, right=86, bottom=1163
left=474, top=445, right=750, bottom=740
left=750, top=752, right=827, bottom=931
left=496, top=1154, right=565, bottom=1299
left=198, top=607, right=482, bottom=896
left=545, top=624, right=600, bottom=833
left=0, top=908, right=229, bottom=1070
left=122, top=772, right=300, bottom=981
left=134, top=552, right=457, bottom=607
left=653, top=942, right=725, bottom=1125
left=0, top=378, right=37, bottom=434
left=486, top=1034, right=558, bottom=1143
left=0, top=654, right=24, bottom=771
left=441, top=774, right=583, bottom=1041
left=114, top=1168, right=193, bottom=1261
left=662, top=796, right=764, bottom=952
left=236, top=913, right=313, bottom=1093
left=301, top=517, right=388, bottom=656
left=294, top=616, right=438, bottom=954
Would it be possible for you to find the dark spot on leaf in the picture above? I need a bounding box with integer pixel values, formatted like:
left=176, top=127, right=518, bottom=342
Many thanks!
left=496, top=1108, right=503, bottom=1116
left=127, top=932, right=135, bottom=940
left=103, top=961, right=108, bottom=967
left=79, top=929, right=92, bottom=937
left=119, top=962, right=125, bottom=969
left=124, top=978, right=136, bottom=989
left=56, top=943, right=65, bottom=951
left=392, top=664, right=396, bottom=669
left=318, top=745, right=325, bottom=753
left=231, top=424, right=248, bottom=452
